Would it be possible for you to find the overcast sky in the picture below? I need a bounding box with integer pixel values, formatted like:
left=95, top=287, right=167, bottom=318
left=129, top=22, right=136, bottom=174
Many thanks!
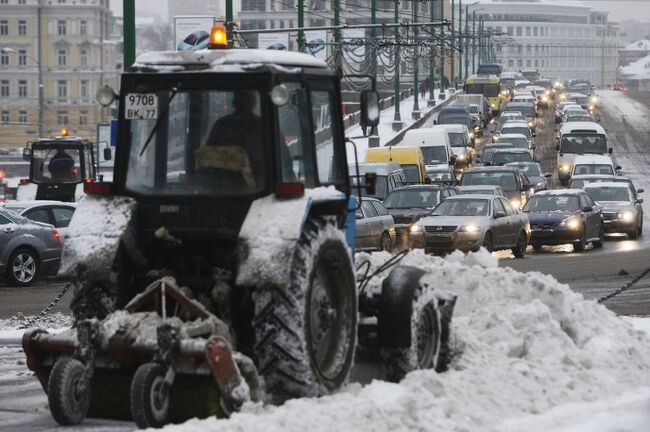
left=109, top=1, right=650, bottom=22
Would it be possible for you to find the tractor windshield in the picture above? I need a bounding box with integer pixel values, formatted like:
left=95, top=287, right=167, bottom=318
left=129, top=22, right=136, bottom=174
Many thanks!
left=31, top=147, right=83, bottom=184
left=125, top=88, right=266, bottom=196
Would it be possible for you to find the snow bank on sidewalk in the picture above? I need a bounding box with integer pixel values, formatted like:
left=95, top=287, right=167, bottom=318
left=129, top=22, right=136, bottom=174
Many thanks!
left=163, top=249, right=650, bottom=432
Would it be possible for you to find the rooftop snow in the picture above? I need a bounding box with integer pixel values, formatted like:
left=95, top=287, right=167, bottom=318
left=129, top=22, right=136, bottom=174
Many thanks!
left=620, top=54, right=650, bottom=80
left=621, top=39, right=650, bottom=52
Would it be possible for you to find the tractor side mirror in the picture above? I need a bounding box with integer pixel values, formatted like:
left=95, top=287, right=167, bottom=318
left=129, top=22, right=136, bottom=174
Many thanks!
left=360, top=90, right=380, bottom=130
left=364, top=172, right=377, bottom=195
left=22, top=147, right=32, bottom=161
left=103, top=147, right=112, bottom=161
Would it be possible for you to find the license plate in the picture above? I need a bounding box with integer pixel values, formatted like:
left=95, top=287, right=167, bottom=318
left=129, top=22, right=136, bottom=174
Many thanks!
left=125, top=93, right=158, bottom=119
left=427, top=234, right=451, bottom=243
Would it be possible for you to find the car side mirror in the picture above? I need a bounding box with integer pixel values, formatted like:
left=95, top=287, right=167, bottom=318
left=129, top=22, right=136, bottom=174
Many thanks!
left=615, top=165, right=622, bottom=171
left=424, top=176, right=432, bottom=184
left=484, top=161, right=491, bottom=166
left=433, top=120, right=437, bottom=125
left=360, top=90, right=380, bottom=132
left=637, top=198, right=644, bottom=204
left=582, top=206, right=593, bottom=213
left=522, top=184, right=532, bottom=191
left=494, top=210, right=506, bottom=219
left=530, top=144, right=536, bottom=150
left=608, top=148, right=613, bottom=154
left=22, top=147, right=32, bottom=161
left=356, top=213, right=363, bottom=220
left=449, top=155, right=457, bottom=165
left=637, top=188, right=644, bottom=194
left=544, top=173, right=552, bottom=178
left=364, top=172, right=377, bottom=195
left=532, top=132, right=537, bottom=137
left=103, top=147, right=112, bottom=161
left=555, top=144, right=560, bottom=151
left=555, top=117, right=561, bottom=124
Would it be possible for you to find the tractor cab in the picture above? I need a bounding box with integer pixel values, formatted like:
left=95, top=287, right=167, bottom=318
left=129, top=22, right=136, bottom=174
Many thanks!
left=19, top=132, right=100, bottom=202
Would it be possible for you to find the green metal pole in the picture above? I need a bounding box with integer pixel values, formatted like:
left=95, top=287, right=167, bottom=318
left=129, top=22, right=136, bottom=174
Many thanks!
left=451, top=0, right=455, bottom=88
left=465, top=5, right=469, bottom=79
left=297, top=0, right=305, bottom=52
left=412, top=0, right=420, bottom=119
left=392, top=0, right=402, bottom=130
left=458, top=0, right=462, bottom=82
left=439, top=0, right=445, bottom=96
left=480, top=16, right=484, bottom=65
left=334, top=0, right=342, bottom=73
left=123, top=0, right=135, bottom=69
left=226, top=0, right=233, bottom=48
left=428, top=0, right=435, bottom=105
left=472, top=11, right=476, bottom=74
left=369, top=0, right=379, bottom=145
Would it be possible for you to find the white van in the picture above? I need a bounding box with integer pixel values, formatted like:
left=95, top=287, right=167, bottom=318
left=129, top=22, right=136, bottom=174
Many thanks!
left=571, top=155, right=620, bottom=177
left=440, top=124, right=473, bottom=163
left=557, top=122, right=609, bottom=185
left=400, top=127, right=456, bottom=169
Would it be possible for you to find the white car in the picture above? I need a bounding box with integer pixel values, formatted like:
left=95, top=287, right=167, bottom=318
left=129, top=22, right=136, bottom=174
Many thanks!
left=571, top=155, right=620, bottom=177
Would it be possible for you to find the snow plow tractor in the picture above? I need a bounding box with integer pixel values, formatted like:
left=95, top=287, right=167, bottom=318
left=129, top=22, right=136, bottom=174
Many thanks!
left=22, top=45, right=456, bottom=429
left=17, top=133, right=105, bottom=202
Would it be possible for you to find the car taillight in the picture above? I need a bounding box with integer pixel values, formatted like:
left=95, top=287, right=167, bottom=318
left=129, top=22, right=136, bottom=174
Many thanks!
left=275, top=182, right=305, bottom=199
left=84, top=179, right=112, bottom=195
left=52, top=229, right=62, bottom=244
left=19, top=178, right=29, bottom=185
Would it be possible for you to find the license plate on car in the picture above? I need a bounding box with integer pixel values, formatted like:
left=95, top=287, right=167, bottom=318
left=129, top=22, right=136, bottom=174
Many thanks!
left=125, top=93, right=158, bottom=119
left=427, top=234, right=451, bottom=243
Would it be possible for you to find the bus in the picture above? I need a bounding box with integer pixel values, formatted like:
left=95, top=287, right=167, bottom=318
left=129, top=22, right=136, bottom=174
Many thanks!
left=477, top=63, right=502, bottom=77
left=464, top=75, right=502, bottom=114
left=520, top=68, right=540, bottom=82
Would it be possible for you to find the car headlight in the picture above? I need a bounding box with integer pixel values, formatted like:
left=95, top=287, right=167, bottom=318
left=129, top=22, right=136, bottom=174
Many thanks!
left=460, top=224, right=480, bottom=233
left=561, top=216, right=581, bottom=230
left=491, top=103, right=496, bottom=108
left=618, top=210, right=635, bottom=223
left=511, top=199, right=521, bottom=209
left=528, top=121, right=534, bottom=127
left=560, top=94, right=566, bottom=101
left=469, top=132, right=475, bottom=139
left=560, top=164, right=571, bottom=172
left=542, top=96, right=548, bottom=102
left=457, top=154, right=466, bottom=161
left=535, top=181, right=545, bottom=189
left=410, top=224, right=424, bottom=233
left=590, top=96, right=598, bottom=103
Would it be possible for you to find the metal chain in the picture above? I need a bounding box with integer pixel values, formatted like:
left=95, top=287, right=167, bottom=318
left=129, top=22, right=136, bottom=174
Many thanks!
left=597, top=267, right=650, bottom=304
left=19, top=281, right=73, bottom=329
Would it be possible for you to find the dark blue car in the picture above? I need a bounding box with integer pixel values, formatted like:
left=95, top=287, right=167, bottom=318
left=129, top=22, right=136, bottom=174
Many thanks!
left=522, top=190, right=604, bottom=252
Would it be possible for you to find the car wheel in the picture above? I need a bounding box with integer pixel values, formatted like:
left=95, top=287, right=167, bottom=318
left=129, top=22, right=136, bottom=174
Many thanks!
left=511, top=231, right=527, bottom=258
left=572, top=227, right=586, bottom=252
left=483, top=232, right=494, bottom=253
left=532, top=243, right=543, bottom=251
left=638, top=220, right=643, bottom=237
left=7, top=248, right=39, bottom=287
left=380, top=232, right=392, bottom=252
left=593, top=224, right=605, bottom=249
left=628, top=219, right=639, bottom=240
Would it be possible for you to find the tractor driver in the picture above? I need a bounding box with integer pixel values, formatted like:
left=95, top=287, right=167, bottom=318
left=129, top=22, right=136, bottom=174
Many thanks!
left=47, top=149, right=76, bottom=182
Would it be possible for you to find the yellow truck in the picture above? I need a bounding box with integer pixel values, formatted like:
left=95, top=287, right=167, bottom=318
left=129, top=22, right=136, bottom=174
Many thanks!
left=464, top=75, right=502, bottom=115
left=364, top=146, right=427, bottom=184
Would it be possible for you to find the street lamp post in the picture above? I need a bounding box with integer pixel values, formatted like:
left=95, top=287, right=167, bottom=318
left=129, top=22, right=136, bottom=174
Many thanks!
left=1, top=47, right=43, bottom=137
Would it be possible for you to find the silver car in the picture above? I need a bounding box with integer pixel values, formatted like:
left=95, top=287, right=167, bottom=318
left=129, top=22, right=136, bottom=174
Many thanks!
left=410, top=195, right=530, bottom=256
left=355, top=197, right=397, bottom=251
left=0, top=208, right=63, bottom=286
left=3, top=200, right=76, bottom=237
left=583, top=182, right=644, bottom=239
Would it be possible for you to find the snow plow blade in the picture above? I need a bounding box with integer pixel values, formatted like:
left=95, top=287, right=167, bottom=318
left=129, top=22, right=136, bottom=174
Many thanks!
left=22, top=277, right=260, bottom=426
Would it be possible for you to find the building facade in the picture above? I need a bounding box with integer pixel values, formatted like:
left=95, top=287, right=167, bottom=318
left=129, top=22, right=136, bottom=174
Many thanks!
left=0, top=0, right=119, bottom=148
left=468, top=0, right=620, bottom=86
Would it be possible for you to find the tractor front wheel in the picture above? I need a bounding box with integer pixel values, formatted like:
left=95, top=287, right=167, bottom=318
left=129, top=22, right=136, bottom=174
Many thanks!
left=130, top=363, right=170, bottom=429
left=48, top=357, right=90, bottom=426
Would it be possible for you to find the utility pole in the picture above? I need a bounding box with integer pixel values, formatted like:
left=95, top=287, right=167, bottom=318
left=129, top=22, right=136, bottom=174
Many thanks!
left=226, top=0, right=234, bottom=48
left=123, top=0, right=136, bottom=69
left=369, top=0, right=379, bottom=146
left=450, top=0, right=455, bottom=88
left=439, top=0, right=445, bottom=99
left=412, top=0, right=420, bottom=119
left=458, top=0, right=463, bottom=82
left=392, top=0, right=402, bottom=131
left=428, top=0, right=436, bottom=106
left=478, top=16, right=483, bottom=65
left=334, top=0, right=342, bottom=73
left=472, top=11, right=476, bottom=75
left=37, top=2, right=43, bottom=137
left=297, top=0, right=305, bottom=52
left=464, top=4, right=469, bottom=80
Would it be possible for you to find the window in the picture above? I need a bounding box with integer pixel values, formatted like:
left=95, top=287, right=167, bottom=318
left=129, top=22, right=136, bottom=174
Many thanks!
left=493, top=199, right=506, bottom=215
left=57, top=110, right=69, bottom=126
left=18, top=20, right=27, bottom=35
left=370, top=201, right=389, bottom=216
left=516, top=27, right=521, bottom=36
left=79, top=111, right=88, bottom=125
left=361, top=200, right=378, bottom=218
left=57, top=49, right=67, bottom=66
left=53, top=207, right=74, bottom=228
left=18, top=80, right=27, bottom=97
left=526, top=27, right=531, bottom=37
left=278, top=83, right=315, bottom=187
left=80, top=20, right=87, bottom=36
left=500, top=198, right=515, bottom=215
left=0, top=20, right=7, bottom=36
left=311, top=89, right=343, bottom=184
left=80, top=80, right=89, bottom=97
left=24, top=209, right=51, bottom=225
left=19, top=0, right=26, bottom=3
left=0, top=214, right=12, bottom=225
left=533, top=26, right=538, bottom=37
left=58, top=20, right=66, bottom=36
left=0, top=53, right=8, bottom=66
left=507, top=26, right=513, bottom=36
left=80, top=49, right=87, bottom=66
left=57, top=80, right=67, bottom=98
left=1, top=80, right=9, bottom=97
left=19, top=110, right=27, bottom=123
left=18, top=49, right=27, bottom=66
left=1, top=111, right=8, bottom=124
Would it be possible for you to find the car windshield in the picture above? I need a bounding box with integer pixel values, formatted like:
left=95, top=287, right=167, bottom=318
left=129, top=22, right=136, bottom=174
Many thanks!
left=501, top=127, right=531, bottom=138
left=448, top=132, right=466, bottom=146
left=566, top=115, right=594, bottom=123
left=31, top=147, right=83, bottom=184
left=438, top=115, right=473, bottom=127
left=350, top=174, right=388, bottom=199
left=432, top=199, right=490, bottom=216
left=500, top=138, right=529, bottom=149
left=573, top=164, right=614, bottom=175
left=402, top=164, right=420, bottom=183
left=523, top=196, right=580, bottom=212
left=461, top=171, right=519, bottom=192
left=569, top=177, right=613, bottom=188
left=511, top=163, right=541, bottom=176
left=428, top=171, right=454, bottom=182
left=504, top=106, right=534, bottom=117
left=421, top=146, right=448, bottom=165
left=126, top=88, right=268, bottom=196
left=585, top=186, right=631, bottom=202
left=384, top=189, right=441, bottom=209
left=492, top=152, right=533, bottom=165
left=560, top=135, right=607, bottom=154
left=465, top=84, right=500, bottom=97
left=459, top=188, right=496, bottom=195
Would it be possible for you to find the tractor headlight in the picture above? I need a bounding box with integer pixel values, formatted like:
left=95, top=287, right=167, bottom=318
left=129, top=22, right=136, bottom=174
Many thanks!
left=410, top=224, right=424, bottom=233
left=460, top=224, right=480, bottom=233
left=561, top=216, right=581, bottom=230
left=618, top=210, right=635, bottom=223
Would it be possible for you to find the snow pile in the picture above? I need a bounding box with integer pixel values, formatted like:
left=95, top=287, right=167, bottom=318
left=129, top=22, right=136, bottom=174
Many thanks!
left=163, top=249, right=650, bottom=432
left=0, top=312, right=71, bottom=331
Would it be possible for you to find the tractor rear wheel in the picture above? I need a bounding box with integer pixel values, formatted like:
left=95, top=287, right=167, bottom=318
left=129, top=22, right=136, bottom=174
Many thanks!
left=48, top=357, right=90, bottom=426
left=252, top=217, right=357, bottom=404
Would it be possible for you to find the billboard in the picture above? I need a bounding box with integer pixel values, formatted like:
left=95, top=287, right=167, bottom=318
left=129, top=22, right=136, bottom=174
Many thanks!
left=258, top=32, right=290, bottom=51
left=304, top=30, right=327, bottom=60
left=174, top=16, right=216, bottom=50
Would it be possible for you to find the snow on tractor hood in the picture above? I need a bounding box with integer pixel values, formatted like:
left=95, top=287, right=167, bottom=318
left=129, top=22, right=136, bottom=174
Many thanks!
left=163, top=248, right=650, bottom=432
